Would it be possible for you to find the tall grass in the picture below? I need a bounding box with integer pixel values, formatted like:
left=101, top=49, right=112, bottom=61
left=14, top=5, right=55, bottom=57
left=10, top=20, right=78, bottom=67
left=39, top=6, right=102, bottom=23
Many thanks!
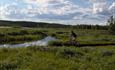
left=0, top=28, right=47, bottom=44
left=0, top=46, right=115, bottom=70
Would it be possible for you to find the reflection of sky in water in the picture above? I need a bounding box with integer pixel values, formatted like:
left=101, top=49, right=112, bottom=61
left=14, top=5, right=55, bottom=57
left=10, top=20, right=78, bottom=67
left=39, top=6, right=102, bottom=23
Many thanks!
left=0, top=36, right=57, bottom=48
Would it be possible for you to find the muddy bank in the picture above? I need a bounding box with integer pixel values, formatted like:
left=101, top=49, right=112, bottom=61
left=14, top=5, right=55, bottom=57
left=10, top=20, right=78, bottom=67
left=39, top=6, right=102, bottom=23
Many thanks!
left=50, top=41, right=115, bottom=47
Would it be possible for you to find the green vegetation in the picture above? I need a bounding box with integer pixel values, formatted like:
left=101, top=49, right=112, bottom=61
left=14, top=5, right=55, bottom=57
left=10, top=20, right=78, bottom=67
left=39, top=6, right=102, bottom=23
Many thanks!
left=0, top=20, right=115, bottom=70
left=108, top=16, right=115, bottom=34
left=0, top=27, right=115, bottom=45
left=0, top=28, right=47, bottom=44
left=0, top=46, right=115, bottom=70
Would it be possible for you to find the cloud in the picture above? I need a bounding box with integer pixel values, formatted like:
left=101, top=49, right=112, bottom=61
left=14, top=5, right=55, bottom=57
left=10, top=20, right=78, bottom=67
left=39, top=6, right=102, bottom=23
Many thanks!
left=23, top=0, right=83, bottom=16
left=90, top=0, right=108, bottom=14
left=90, top=0, right=114, bottom=17
left=16, top=0, right=76, bottom=15
left=92, top=2, right=107, bottom=14
left=0, top=0, right=114, bottom=25
left=22, top=0, right=66, bottom=7
left=1, top=0, right=91, bottom=20
left=24, top=0, right=64, bottom=4
left=109, top=2, right=115, bottom=14
left=89, top=0, right=106, bottom=3
left=0, top=4, right=11, bottom=19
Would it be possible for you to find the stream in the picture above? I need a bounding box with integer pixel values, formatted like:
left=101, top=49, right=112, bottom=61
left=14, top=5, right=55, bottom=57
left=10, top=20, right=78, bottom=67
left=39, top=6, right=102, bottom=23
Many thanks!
left=0, top=36, right=57, bottom=48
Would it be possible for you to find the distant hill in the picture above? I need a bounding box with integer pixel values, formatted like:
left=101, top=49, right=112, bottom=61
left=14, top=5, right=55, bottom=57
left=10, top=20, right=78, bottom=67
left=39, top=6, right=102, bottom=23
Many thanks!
left=0, top=20, right=70, bottom=28
left=0, top=20, right=107, bottom=30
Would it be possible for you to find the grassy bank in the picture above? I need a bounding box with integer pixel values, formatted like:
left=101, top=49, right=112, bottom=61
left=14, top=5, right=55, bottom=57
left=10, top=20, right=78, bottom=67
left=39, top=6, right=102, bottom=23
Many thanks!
left=0, top=28, right=47, bottom=44
left=0, top=46, right=115, bottom=70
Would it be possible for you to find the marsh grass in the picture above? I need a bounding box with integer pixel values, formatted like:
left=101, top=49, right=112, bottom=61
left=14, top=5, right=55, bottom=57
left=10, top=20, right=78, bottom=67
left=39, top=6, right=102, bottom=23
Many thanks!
left=1, top=28, right=115, bottom=44
left=0, top=46, right=115, bottom=70
left=0, top=25, right=115, bottom=70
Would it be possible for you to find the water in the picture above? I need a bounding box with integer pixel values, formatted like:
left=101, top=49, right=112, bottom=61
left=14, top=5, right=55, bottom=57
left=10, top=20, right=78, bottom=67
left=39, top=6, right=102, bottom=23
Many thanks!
left=0, top=36, right=57, bottom=48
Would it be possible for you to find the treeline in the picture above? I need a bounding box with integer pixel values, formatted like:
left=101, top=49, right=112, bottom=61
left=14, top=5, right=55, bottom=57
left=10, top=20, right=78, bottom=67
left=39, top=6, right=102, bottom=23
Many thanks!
left=0, top=20, right=108, bottom=30
left=72, top=25, right=108, bottom=30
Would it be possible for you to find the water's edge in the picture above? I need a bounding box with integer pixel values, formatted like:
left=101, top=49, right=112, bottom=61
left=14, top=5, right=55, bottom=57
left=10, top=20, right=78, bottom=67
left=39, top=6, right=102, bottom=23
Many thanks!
left=0, top=36, right=57, bottom=48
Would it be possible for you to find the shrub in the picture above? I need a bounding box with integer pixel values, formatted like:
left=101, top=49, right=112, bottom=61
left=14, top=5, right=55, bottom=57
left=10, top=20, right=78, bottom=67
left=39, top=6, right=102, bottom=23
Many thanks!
left=102, top=51, right=113, bottom=57
left=48, top=40, right=63, bottom=46
left=0, top=62, right=17, bottom=70
left=56, top=48, right=84, bottom=58
left=108, top=16, right=115, bottom=34
left=0, top=33, right=5, bottom=37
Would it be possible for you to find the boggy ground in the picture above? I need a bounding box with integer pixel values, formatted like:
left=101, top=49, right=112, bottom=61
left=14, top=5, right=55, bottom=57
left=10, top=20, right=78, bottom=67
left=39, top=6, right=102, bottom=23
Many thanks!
left=0, top=46, right=115, bottom=70
left=0, top=27, right=115, bottom=70
left=1, top=27, right=115, bottom=45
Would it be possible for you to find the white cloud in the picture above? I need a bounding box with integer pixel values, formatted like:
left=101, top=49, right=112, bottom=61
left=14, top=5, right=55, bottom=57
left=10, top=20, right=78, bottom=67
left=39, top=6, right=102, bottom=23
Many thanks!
left=90, top=0, right=115, bottom=17
left=0, top=0, right=92, bottom=20
left=89, top=0, right=106, bottom=3
left=109, top=2, right=115, bottom=14
left=0, top=0, right=114, bottom=25
left=0, top=4, right=10, bottom=19
left=93, top=2, right=108, bottom=14
left=10, top=0, right=90, bottom=17
left=89, top=0, right=107, bottom=14
left=18, top=0, right=91, bottom=16
left=23, top=0, right=65, bottom=7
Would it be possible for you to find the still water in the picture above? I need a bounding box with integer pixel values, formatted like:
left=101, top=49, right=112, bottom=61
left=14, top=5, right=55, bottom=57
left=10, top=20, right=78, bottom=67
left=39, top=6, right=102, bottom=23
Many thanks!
left=0, top=36, right=57, bottom=48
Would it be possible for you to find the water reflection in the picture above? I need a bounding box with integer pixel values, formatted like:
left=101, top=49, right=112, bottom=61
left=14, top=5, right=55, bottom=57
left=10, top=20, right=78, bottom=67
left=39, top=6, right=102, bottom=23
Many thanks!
left=0, top=36, right=57, bottom=48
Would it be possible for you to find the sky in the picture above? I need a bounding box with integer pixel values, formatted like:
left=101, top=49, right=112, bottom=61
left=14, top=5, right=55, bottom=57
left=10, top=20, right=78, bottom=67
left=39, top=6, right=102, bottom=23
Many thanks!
left=0, top=0, right=115, bottom=25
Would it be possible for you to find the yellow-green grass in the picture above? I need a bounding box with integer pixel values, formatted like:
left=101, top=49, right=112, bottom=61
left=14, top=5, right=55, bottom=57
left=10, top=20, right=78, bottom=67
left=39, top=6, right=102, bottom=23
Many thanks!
left=0, top=46, right=115, bottom=70
left=0, top=28, right=115, bottom=45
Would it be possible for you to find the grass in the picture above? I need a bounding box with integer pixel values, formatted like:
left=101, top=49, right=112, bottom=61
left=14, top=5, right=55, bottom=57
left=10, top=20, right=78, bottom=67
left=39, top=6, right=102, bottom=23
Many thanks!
left=0, top=28, right=47, bottom=44
left=1, top=27, right=115, bottom=45
left=0, top=27, right=115, bottom=70
left=0, top=46, right=115, bottom=70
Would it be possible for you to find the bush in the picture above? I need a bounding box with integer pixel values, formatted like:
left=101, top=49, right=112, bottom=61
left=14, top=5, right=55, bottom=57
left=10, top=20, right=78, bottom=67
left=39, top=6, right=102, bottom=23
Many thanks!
left=0, top=62, right=18, bottom=70
left=48, top=40, right=64, bottom=46
left=108, top=16, right=115, bottom=34
left=102, top=51, right=114, bottom=57
left=56, top=48, right=84, bottom=58
left=0, top=33, right=5, bottom=37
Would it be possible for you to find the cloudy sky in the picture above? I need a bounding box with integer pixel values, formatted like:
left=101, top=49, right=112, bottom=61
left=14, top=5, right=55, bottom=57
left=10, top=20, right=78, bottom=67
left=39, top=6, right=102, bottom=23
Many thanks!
left=0, top=0, right=115, bottom=25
